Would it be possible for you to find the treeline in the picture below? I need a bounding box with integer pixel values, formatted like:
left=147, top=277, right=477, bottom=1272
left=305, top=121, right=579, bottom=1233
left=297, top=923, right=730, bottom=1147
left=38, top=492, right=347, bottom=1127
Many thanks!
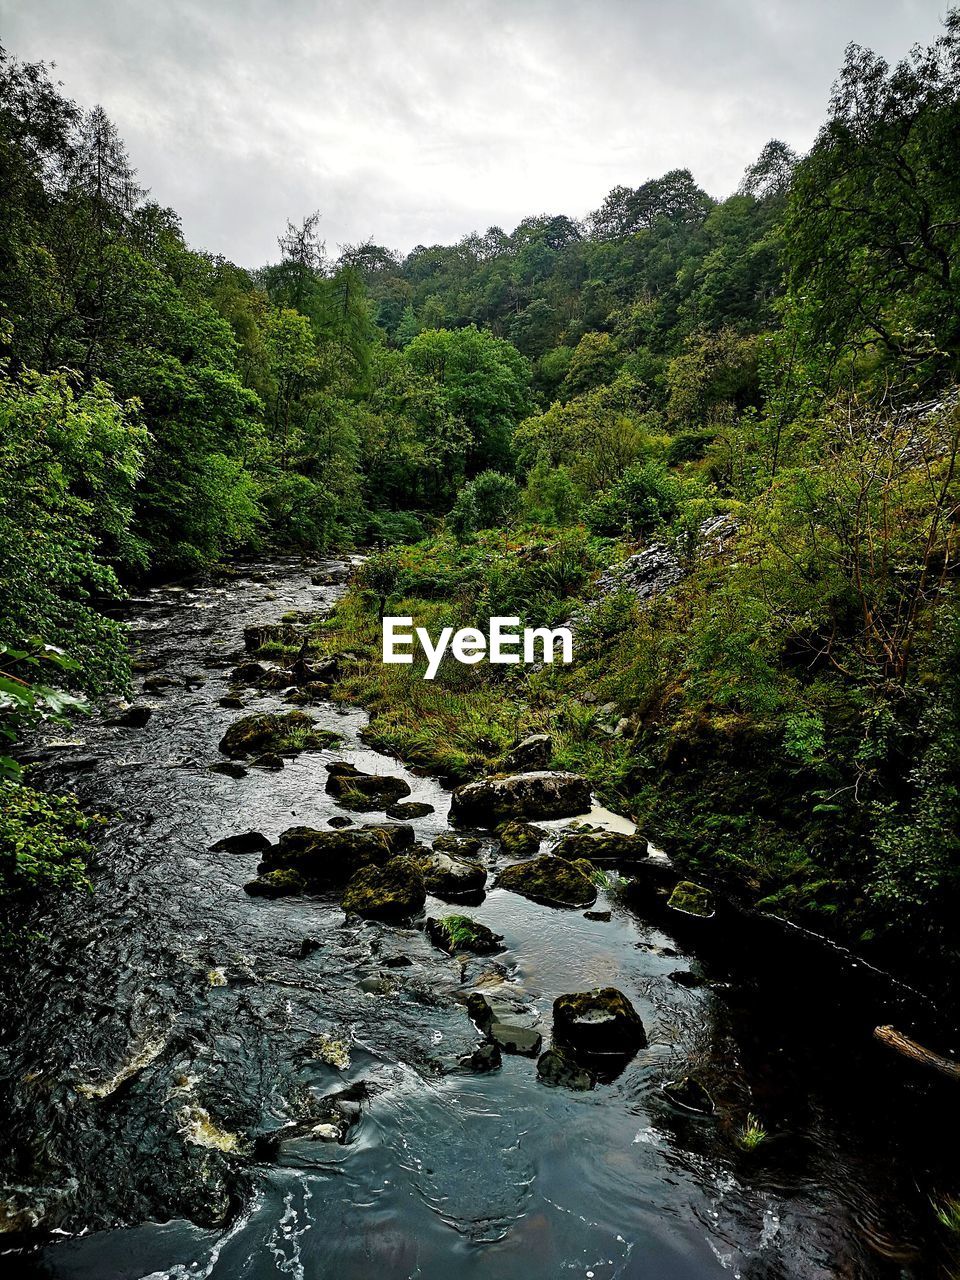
left=1, top=9, right=959, bottom=978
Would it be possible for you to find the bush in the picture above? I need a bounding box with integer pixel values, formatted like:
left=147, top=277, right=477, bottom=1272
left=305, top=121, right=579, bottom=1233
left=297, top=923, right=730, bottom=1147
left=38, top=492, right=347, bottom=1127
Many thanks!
left=585, top=461, right=683, bottom=537
left=449, top=470, right=520, bottom=535
left=0, top=779, right=96, bottom=900
left=366, top=509, right=426, bottom=544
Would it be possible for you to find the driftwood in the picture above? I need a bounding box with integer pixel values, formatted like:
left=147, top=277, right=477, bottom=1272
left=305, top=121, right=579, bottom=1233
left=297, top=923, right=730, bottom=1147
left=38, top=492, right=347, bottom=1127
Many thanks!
left=873, top=1025, right=960, bottom=1081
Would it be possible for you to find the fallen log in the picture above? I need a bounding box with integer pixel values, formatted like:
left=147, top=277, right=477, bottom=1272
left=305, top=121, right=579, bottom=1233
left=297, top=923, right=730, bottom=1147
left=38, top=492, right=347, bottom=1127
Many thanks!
left=873, top=1025, right=960, bottom=1081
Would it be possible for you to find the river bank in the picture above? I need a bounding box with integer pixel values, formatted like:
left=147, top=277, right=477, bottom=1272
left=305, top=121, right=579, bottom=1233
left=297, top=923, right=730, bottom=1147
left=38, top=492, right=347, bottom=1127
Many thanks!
left=1, top=557, right=957, bottom=1279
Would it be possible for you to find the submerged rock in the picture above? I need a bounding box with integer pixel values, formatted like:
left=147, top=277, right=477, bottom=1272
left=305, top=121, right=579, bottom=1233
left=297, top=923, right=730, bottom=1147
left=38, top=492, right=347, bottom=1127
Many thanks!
left=552, top=987, right=647, bottom=1056
left=667, top=880, right=715, bottom=918
left=497, top=854, right=597, bottom=908
left=501, top=733, right=552, bottom=773
left=537, top=1047, right=595, bottom=1091
left=552, top=830, right=649, bottom=867
left=426, top=915, right=503, bottom=955
left=341, top=856, right=426, bottom=920
left=209, top=830, right=271, bottom=854
left=460, top=1042, right=502, bottom=1073
left=209, top=761, right=247, bottom=778
left=663, top=1075, right=714, bottom=1115
left=328, top=815, right=353, bottom=828
left=496, top=820, right=544, bottom=858
left=465, top=991, right=494, bottom=1034
left=106, top=704, right=153, bottom=728
left=251, top=752, right=284, bottom=770
left=325, top=762, right=411, bottom=810
left=450, top=771, right=591, bottom=824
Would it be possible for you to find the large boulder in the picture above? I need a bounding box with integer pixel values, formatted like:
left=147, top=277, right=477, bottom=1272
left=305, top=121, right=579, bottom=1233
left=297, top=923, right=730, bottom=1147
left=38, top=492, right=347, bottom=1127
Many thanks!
left=341, top=856, right=426, bottom=920
left=552, top=987, right=647, bottom=1056
left=496, top=854, right=597, bottom=908
left=244, top=868, right=306, bottom=898
left=450, top=772, right=591, bottom=825
left=414, top=849, right=486, bottom=901
left=325, top=762, right=411, bottom=811
left=552, top=830, right=649, bottom=867
left=433, top=832, right=483, bottom=858
left=262, top=823, right=414, bottom=886
left=500, top=733, right=552, bottom=773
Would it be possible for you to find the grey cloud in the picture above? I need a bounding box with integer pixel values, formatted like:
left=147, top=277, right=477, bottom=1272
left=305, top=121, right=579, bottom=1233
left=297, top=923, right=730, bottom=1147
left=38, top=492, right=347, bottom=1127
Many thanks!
left=0, top=0, right=949, bottom=265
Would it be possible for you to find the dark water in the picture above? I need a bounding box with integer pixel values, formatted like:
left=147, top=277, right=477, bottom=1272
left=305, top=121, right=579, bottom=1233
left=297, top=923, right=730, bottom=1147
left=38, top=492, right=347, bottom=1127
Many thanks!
left=1, top=558, right=957, bottom=1280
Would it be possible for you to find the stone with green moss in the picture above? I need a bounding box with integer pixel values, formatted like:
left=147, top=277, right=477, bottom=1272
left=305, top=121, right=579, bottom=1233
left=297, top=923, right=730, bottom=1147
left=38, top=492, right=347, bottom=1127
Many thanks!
left=496, top=854, right=597, bottom=908
left=219, top=711, right=340, bottom=759
left=341, top=856, right=426, bottom=920
left=496, top=820, right=544, bottom=858
left=667, top=880, right=715, bottom=918
left=427, top=914, right=503, bottom=955
left=243, top=868, right=305, bottom=898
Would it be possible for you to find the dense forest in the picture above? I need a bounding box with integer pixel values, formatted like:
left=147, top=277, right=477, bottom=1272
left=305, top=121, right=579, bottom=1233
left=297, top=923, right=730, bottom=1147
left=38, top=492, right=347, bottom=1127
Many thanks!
left=1, top=13, right=959, bottom=992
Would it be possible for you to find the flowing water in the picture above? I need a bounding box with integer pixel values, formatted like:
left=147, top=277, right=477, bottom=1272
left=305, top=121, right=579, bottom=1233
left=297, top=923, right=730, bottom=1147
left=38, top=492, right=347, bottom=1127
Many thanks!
left=1, top=558, right=957, bottom=1280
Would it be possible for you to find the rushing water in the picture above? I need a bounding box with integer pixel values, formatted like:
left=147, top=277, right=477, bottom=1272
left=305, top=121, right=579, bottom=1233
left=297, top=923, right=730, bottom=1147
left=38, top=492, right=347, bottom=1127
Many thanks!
left=1, top=558, right=957, bottom=1279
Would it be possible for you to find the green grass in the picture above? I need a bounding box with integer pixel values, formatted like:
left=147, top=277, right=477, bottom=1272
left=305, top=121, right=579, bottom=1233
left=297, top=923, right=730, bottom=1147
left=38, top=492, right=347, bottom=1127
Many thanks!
left=437, top=914, right=481, bottom=948
left=934, top=1195, right=960, bottom=1236
left=735, top=1113, right=768, bottom=1151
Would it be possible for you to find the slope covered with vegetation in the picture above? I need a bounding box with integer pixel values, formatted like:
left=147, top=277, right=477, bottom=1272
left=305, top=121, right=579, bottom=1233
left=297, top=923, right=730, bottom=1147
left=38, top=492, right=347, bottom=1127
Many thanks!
left=1, top=17, right=958, bottom=991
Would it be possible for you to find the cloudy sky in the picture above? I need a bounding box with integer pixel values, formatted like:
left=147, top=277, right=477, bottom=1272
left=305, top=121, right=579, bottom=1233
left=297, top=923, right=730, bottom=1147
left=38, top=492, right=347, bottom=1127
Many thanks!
left=0, top=0, right=949, bottom=265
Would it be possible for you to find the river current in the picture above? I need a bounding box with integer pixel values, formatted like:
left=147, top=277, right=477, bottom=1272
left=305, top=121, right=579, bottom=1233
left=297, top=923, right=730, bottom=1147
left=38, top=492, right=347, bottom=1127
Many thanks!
left=1, top=557, right=956, bottom=1279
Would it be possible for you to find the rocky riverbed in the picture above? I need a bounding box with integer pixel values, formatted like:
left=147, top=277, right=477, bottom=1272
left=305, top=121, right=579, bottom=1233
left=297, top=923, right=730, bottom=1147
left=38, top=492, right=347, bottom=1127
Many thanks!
left=0, top=557, right=956, bottom=1280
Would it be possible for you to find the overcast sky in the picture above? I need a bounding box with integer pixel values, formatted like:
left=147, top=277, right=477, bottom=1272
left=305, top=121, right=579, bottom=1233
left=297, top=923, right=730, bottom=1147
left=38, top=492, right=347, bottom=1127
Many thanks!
left=0, top=0, right=950, bottom=266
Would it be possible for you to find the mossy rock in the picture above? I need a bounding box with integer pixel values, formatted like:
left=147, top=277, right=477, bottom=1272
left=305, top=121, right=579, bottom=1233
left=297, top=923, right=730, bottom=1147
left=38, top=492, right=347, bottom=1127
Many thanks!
left=264, top=823, right=414, bottom=886
left=325, top=762, right=411, bottom=810
left=667, top=880, right=715, bottom=918
left=244, top=868, right=305, bottom=898
left=552, top=830, right=649, bottom=866
left=341, top=856, right=426, bottom=921
left=433, top=832, right=483, bottom=857
left=386, top=801, right=435, bottom=819
left=496, top=821, right=544, bottom=858
left=426, top=914, right=503, bottom=955
left=450, top=771, right=591, bottom=824
left=552, top=987, right=647, bottom=1056
left=219, top=711, right=339, bottom=759
left=496, top=854, right=597, bottom=908
left=244, top=623, right=299, bottom=654
left=414, top=850, right=486, bottom=901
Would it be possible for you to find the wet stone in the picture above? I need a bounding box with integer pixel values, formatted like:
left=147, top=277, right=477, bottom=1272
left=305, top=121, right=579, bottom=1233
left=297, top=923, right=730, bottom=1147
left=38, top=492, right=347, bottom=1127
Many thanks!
left=209, top=831, right=271, bottom=854
left=461, top=1042, right=502, bottom=1073
left=386, top=801, right=436, bottom=819
left=209, top=761, right=247, bottom=778
left=537, top=1048, right=595, bottom=1091
left=663, top=1076, right=714, bottom=1115
left=552, top=987, right=647, bottom=1057
left=497, top=854, right=597, bottom=909
left=490, top=1023, right=542, bottom=1057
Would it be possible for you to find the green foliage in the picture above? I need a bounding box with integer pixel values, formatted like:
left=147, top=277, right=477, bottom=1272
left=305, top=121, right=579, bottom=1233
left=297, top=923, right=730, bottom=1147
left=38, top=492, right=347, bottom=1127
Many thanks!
left=449, top=470, right=520, bottom=535
left=585, top=461, right=685, bottom=537
left=736, top=1114, right=769, bottom=1152
left=0, top=779, right=96, bottom=899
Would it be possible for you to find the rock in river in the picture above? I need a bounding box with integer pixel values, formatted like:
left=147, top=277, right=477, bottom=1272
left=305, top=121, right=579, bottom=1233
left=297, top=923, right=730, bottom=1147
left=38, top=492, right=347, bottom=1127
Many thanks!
left=552, top=830, right=649, bottom=867
left=414, top=850, right=486, bottom=901
left=341, top=856, right=426, bottom=921
left=219, top=711, right=339, bottom=759
left=262, top=823, right=414, bottom=887
left=450, top=771, right=591, bottom=824
left=426, top=915, right=503, bottom=955
left=667, top=880, right=715, bottom=918
left=325, top=762, right=411, bottom=810
left=496, top=820, right=544, bottom=858
left=210, top=830, right=271, bottom=854
left=244, top=868, right=306, bottom=898
left=537, top=1047, right=595, bottom=1091
left=552, top=987, right=647, bottom=1056
left=496, top=854, right=597, bottom=908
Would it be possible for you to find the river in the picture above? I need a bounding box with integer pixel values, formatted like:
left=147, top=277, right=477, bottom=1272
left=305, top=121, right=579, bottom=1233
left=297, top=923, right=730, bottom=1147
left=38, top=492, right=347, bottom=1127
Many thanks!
left=1, top=557, right=956, bottom=1279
